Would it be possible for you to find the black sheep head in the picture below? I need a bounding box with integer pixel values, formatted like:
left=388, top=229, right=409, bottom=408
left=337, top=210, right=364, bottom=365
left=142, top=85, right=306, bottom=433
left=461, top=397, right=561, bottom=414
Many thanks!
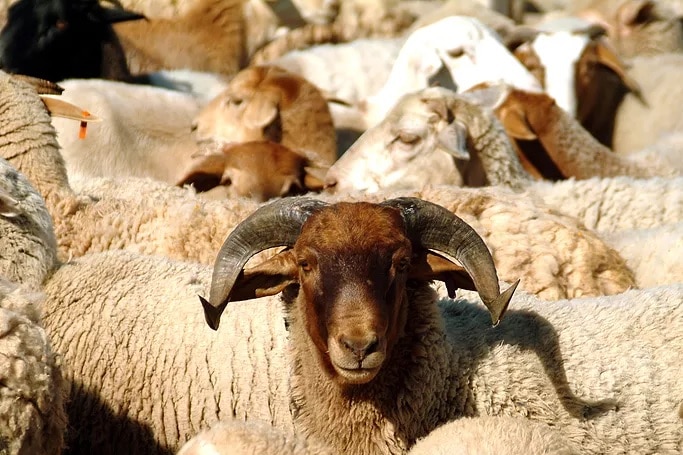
left=0, top=0, right=145, bottom=82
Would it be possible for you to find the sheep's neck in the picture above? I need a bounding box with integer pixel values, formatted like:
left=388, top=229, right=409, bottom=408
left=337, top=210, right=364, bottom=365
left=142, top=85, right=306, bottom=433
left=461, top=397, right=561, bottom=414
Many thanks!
left=287, top=284, right=474, bottom=455
left=529, top=101, right=664, bottom=179
left=465, top=109, right=533, bottom=190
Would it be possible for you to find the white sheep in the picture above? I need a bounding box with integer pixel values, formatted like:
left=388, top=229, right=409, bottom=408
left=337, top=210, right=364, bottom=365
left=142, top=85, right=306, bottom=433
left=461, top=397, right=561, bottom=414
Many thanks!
left=408, top=416, right=577, bottom=455
left=1, top=71, right=635, bottom=300
left=324, top=86, right=534, bottom=193
left=49, top=78, right=202, bottom=184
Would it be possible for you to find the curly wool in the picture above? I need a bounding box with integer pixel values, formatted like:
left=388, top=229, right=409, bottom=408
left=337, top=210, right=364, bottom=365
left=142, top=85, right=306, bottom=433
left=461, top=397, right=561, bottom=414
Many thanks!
left=0, top=277, right=66, bottom=455
left=529, top=176, right=683, bottom=233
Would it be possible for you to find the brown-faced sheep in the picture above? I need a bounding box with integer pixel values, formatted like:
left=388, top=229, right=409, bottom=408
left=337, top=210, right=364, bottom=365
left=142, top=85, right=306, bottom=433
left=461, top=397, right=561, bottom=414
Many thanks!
left=191, top=65, right=337, bottom=166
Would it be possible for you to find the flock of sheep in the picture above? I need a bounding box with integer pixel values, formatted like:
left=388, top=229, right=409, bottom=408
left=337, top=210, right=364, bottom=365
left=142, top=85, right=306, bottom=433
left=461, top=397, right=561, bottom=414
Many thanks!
left=0, top=0, right=681, bottom=453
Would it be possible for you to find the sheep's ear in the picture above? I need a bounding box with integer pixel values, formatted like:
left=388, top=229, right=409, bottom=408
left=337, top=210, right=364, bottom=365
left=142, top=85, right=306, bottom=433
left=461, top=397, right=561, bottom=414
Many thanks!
left=100, top=6, right=147, bottom=24
left=436, top=121, right=470, bottom=160
left=228, top=250, right=299, bottom=301
left=0, top=190, right=20, bottom=218
left=242, top=97, right=279, bottom=131
left=592, top=38, right=644, bottom=100
left=40, top=97, right=102, bottom=122
left=495, top=102, right=537, bottom=140
left=408, top=251, right=476, bottom=297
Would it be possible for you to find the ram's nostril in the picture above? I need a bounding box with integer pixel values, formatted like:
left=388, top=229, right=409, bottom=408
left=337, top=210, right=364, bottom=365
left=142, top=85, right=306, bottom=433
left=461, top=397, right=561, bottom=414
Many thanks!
left=340, top=334, right=379, bottom=359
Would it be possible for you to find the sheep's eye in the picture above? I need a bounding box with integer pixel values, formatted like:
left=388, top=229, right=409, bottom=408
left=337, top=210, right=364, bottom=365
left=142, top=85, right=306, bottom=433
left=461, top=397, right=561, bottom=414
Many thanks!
left=448, top=48, right=465, bottom=58
left=55, top=19, right=68, bottom=31
left=220, top=175, right=232, bottom=186
left=397, top=132, right=420, bottom=145
left=232, top=98, right=243, bottom=106
left=298, top=260, right=312, bottom=272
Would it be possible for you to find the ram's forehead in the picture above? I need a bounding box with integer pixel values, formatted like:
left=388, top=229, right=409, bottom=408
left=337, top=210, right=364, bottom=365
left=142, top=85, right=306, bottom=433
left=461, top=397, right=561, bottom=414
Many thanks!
left=297, top=202, right=410, bottom=252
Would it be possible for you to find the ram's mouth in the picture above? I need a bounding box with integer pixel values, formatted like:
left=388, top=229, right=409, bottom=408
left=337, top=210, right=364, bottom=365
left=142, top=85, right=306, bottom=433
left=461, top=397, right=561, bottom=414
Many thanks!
left=333, top=364, right=381, bottom=385
left=330, top=351, right=385, bottom=385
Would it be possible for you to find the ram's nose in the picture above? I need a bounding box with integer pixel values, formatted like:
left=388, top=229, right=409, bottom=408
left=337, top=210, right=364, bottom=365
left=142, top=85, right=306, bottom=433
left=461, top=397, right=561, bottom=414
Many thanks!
left=339, top=333, right=379, bottom=362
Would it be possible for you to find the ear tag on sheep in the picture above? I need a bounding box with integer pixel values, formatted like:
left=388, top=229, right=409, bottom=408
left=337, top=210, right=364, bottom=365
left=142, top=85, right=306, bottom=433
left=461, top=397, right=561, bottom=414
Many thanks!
left=40, top=96, right=102, bottom=139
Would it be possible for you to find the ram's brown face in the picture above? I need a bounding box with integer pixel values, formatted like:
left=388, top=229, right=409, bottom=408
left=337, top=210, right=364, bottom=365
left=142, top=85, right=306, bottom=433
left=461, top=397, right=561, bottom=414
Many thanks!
left=293, top=203, right=412, bottom=385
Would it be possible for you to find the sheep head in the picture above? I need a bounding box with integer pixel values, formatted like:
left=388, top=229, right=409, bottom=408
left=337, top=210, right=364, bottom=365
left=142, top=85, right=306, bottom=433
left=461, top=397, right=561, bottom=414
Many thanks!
left=0, top=0, right=145, bottom=81
left=507, top=19, right=642, bottom=145
left=199, top=197, right=519, bottom=385
left=192, top=65, right=337, bottom=166
left=325, top=87, right=470, bottom=193
left=176, top=140, right=325, bottom=201
left=363, top=16, right=542, bottom=127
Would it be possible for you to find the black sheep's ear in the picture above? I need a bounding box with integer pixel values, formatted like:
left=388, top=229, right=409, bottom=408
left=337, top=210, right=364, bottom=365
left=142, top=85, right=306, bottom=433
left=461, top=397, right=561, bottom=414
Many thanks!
left=99, top=6, right=146, bottom=24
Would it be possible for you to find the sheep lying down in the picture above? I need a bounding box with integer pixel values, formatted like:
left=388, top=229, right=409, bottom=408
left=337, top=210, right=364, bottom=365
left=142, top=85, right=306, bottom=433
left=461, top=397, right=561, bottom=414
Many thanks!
left=40, top=198, right=683, bottom=454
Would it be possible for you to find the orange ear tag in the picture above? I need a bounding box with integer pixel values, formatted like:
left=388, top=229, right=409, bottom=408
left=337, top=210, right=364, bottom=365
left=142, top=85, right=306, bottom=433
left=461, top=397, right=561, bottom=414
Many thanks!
left=78, top=111, right=91, bottom=139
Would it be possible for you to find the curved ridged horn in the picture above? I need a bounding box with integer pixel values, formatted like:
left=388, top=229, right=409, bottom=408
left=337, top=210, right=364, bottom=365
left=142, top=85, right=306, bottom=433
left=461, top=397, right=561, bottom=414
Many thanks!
left=200, top=197, right=329, bottom=330
left=380, top=197, right=519, bottom=325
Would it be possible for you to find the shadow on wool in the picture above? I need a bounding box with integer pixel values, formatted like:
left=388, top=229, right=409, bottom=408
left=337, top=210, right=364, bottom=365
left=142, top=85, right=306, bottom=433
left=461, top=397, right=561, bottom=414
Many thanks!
left=62, top=380, right=174, bottom=455
left=439, top=298, right=618, bottom=420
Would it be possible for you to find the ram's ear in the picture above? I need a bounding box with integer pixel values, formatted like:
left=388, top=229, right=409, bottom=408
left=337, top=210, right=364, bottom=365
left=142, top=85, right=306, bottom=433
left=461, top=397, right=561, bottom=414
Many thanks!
left=228, top=249, right=299, bottom=301
left=242, top=96, right=279, bottom=131
left=0, top=190, right=20, bottom=218
left=408, top=250, right=476, bottom=297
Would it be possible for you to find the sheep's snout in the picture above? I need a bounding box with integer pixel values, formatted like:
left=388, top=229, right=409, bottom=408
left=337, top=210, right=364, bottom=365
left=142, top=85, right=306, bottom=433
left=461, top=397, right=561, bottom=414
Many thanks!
left=328, top=331, right=386, bottom=384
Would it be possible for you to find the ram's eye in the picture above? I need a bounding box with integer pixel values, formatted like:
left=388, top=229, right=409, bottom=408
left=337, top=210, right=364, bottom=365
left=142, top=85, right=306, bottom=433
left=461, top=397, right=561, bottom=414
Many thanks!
left=396, top=257, right=410, bottom=273
left=448, top=47, right=465, bottom=58
left=298, top=260, right=312, bottom=272
left=397, top=132, right=420, bottom=145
